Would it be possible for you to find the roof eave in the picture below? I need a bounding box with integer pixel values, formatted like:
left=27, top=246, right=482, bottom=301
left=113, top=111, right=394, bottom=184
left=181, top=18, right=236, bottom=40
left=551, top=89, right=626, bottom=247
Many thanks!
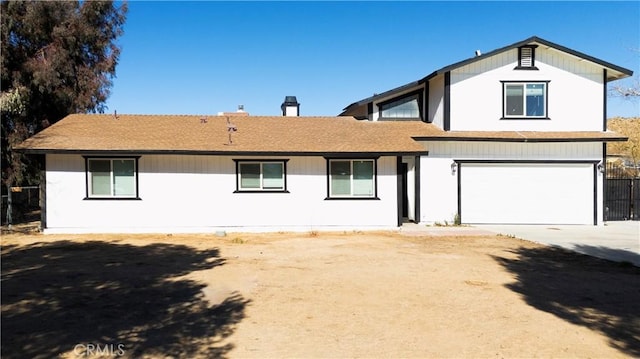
left=17, top=148, right=430, bottom=157
left=338, top=81, right=423, bottom=116
left=427, top=36, right=633, bottom=80
left=412, top=136, right=628, bottom=143
left=531, top=37, right=633, bottom=79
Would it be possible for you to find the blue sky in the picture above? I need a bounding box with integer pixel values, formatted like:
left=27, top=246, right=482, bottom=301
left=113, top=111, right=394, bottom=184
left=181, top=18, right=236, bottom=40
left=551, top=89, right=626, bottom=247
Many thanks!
left=105, top=1, right=639, bottom=118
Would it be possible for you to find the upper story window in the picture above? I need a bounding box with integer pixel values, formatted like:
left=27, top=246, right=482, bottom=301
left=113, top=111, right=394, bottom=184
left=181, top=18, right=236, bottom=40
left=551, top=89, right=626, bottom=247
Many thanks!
left=515, top=45, right=538, bottom=70
left=235, top=160, right=288, bottom=192
left=502, top=81, right=549, bottom=119
left=85, top=157, right=139, bottom=199
left=379, top=94, right=421, bottom=120
left=326, top=159, right=378, bottom=199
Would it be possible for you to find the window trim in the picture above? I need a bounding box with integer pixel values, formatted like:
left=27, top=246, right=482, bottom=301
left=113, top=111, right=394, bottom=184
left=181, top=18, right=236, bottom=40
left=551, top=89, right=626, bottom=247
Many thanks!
left=325, top=158, right=379, bottom=200
left=84, top=156, right=141, bottom=200
left=501, top=80, right=550, bottom=120
left=514, top=45, right=539, bottom=70
left=377, top=90, right=423, bottom=121
left=233, top=159, right=289, bottom=193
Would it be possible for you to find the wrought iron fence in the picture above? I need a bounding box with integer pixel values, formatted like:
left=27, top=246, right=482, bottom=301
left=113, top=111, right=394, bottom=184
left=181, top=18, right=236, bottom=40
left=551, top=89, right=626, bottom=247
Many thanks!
left=605, top=163, right=640, bottom=221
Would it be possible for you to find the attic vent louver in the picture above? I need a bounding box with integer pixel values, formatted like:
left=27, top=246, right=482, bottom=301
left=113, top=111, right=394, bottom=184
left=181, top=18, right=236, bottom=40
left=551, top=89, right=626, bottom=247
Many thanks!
left=516, top=45, right=538, bottom=70
left=520, top=47, right=533, bottom=67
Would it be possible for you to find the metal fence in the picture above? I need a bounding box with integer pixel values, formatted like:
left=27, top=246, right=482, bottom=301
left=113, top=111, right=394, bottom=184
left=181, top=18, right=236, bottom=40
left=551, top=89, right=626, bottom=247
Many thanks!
left=605, top=163, right=640, bottom=221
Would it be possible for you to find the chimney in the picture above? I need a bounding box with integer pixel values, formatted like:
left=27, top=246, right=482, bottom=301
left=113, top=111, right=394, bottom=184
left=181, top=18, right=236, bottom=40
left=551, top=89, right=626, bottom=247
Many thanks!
left=281, top=96, right=300, bottom=116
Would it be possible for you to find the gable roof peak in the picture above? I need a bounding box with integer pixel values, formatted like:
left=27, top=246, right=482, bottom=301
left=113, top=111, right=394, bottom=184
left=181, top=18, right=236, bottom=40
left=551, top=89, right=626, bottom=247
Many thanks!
left=340, top=36, right=633, bottom=117
left=419, top=35, right=632, bottom=82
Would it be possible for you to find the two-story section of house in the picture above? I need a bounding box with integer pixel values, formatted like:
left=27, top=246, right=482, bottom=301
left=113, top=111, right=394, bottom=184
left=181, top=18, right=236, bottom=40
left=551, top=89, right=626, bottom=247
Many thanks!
left=341, top=36, right=633, bottom=225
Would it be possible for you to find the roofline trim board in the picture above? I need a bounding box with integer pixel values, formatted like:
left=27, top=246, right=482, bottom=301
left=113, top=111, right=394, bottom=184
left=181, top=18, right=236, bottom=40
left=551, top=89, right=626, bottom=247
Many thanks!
left=340, top=81, right=423, bottom=112
left=424, top=36, right=633, bottom=80
left=412, top=136, right=628, bottom=143
left=17, top=149, right=430, bottom=157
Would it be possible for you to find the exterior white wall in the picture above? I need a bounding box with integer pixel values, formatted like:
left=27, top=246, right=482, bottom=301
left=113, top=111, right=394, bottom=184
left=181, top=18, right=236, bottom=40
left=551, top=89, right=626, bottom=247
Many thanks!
left=419, top=141, right=605, bottom=225
left=420, top=156, right=459, bottom=223
left=44, top=154, right=400, bottom=233
left=428, top=48, right=605, bottom=131
left=427, top=74, right=445, bottom=128
left=424, top=141, right=602, bottom=160
left=371, top=106, right=380, bottom=122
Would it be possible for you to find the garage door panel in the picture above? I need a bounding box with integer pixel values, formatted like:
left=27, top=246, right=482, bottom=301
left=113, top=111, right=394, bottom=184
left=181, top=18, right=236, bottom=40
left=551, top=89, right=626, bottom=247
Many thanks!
left=461, top=163, right=593, bottom=224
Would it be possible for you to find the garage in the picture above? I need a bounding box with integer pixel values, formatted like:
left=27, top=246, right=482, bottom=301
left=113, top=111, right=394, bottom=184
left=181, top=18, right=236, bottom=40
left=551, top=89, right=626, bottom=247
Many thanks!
left=459, top=161, right=596, bottom=225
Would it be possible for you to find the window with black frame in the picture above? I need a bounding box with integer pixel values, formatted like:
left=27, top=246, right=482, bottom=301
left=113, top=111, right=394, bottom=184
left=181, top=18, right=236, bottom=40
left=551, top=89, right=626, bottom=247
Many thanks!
left=235, top=160, right=288, bottom=192
left=327, top=159, right=377, bottom=198
left=379, top=94, right=421, bottom=119
left=85, top=157, right=139, bottom=199
left=502, top=81, right=549, bottom=119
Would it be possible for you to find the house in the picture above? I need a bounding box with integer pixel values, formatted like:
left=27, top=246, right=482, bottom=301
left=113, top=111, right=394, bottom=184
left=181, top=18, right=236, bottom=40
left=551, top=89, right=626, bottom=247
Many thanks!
left=16, top=36, right=632, bottom=233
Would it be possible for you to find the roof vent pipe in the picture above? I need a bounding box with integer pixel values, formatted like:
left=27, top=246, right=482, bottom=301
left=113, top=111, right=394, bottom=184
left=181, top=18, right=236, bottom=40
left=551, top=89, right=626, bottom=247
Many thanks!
left=281, top=96, right=300, bottom=116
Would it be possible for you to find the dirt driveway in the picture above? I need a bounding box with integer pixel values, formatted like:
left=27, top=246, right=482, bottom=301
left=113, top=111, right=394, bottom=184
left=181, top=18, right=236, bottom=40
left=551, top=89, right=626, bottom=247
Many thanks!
left=2, top=229, right=638, bottom=358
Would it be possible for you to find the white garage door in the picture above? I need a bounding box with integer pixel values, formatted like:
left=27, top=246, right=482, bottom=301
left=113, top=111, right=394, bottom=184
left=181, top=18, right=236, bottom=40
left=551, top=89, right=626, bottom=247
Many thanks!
left=460, top=162, right=594, bottom=224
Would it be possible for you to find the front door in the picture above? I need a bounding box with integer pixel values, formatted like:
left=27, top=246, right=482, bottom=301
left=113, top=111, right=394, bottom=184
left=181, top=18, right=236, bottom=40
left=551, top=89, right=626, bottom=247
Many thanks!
left=401, top=163, right=408, bottom=218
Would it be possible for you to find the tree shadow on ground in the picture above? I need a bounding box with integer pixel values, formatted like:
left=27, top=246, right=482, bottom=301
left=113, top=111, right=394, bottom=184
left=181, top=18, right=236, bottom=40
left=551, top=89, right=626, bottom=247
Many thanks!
left=572, top=244, right=640, bottom=267
left=1, top=240, right=249, bottom=358
left=494, top=246, right=640, bottom=357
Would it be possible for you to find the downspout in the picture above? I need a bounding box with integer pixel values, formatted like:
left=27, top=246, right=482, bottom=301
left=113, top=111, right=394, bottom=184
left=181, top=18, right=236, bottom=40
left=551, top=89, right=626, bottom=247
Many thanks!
left=602, top=69, right=608, bottom=224
left=397, top=156, right=403, bottom=227
left=444, top=71, right=451, bottom=131
left=39, top=154, right=47, bottom=230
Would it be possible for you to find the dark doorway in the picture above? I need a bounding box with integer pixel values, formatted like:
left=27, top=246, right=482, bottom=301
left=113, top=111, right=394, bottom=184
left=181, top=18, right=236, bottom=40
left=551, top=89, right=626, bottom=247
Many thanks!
left=401, top=163, right=408, bottom=218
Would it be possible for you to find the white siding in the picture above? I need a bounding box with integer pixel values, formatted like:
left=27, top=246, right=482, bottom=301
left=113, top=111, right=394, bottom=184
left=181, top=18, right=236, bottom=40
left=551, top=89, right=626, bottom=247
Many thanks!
left=420, top=156, right=459, bottom=224
left=428, top=47, right=605, bottom=132
left=424, top=141, right=602, bottom=160
left=45, top=154, right=400, bottom=233
left=427, top=74, right=445, bottom=128
left=419, top=141, right=604, bottom=225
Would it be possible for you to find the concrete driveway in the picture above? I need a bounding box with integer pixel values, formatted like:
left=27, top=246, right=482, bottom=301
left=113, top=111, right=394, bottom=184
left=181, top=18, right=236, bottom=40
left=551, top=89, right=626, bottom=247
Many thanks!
left=475, top=221, right=640, bottom=266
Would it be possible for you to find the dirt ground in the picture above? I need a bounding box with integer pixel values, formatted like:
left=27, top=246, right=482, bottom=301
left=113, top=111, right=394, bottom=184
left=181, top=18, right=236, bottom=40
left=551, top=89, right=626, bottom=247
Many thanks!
left=2, top=225, right=639, bottom=358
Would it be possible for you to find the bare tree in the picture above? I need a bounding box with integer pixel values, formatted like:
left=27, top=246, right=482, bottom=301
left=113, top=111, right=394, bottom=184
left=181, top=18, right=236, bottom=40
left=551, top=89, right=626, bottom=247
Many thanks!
left=608, top=117, right=640, bottom=178
left=609, top=47, right=639, bottom=99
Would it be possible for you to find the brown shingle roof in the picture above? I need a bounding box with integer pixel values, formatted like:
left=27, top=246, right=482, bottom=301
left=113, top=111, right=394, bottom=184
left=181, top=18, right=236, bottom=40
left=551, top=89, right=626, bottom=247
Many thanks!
left=15, top=114, right=431, bottom=155
left=15, top=114, right=626, bottom=155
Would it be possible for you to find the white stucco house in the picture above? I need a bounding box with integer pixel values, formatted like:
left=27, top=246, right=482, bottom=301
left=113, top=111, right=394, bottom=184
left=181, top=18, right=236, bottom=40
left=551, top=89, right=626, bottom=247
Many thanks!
left=17, top=36, right=632, bottom=233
